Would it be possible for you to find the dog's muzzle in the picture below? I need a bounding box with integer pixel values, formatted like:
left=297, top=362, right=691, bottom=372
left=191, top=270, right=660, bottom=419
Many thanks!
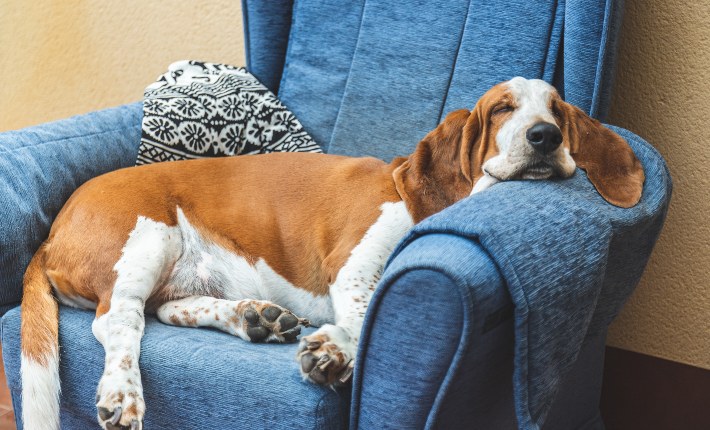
left=526, top=122, right=562, bottom=155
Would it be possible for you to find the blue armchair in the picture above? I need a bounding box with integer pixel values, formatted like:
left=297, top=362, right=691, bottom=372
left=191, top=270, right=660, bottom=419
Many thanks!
left=1, top=1, right=671, bottom=429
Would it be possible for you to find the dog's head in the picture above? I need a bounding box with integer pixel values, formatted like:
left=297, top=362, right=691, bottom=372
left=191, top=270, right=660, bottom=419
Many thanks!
left=394, top=77, right=645, bottom=222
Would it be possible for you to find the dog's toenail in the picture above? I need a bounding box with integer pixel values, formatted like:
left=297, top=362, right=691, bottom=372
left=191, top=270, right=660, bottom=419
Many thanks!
left=111, top=406, right=123, bottom=425
left=307, top=341, right=321, bottom=350
left=279, top=313, right=298, bottom=330
left=98, top=407, right=113, bottom=421
left=318, top=356, right=333, bottom=371
left=262, top=306, right=282, bottom=322
left=338, top=361, right=355, bottom=383
left=130, top=419, right=141, bottom=430
left=247, top=326, right=269, bottom=341
left=309, top=368, right=328, bottom=384
left=244, top=309, right=259, bottom=324
left=282, top=327, right=301, bottom=342
left=301, top=353, right=318, bottom=373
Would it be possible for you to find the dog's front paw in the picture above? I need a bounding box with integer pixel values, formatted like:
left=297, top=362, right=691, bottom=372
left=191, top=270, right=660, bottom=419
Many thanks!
left=96, top=371, right=144, bottom=430
left=296, top=324, right=356, bottom=387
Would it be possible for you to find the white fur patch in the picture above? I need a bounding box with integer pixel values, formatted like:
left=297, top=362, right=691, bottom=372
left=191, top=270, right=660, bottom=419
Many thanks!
left=329, top=201, right=413, bottom=341
left=54, top=289, right=97, bottom=310
left=165, top=209, right=335, bottom=326
left=114, top=215, right=181, bottom=298
left=254, top=260, right=334, bottom=327
left=311, top=324, right=356, bottom=356
left=164, top=208, right=262, bottom=301
left=21, top=352, right=60, bottom=430
left=471, top=173, right=500, bottom=195
left=92, top=313, right=109, bottom=347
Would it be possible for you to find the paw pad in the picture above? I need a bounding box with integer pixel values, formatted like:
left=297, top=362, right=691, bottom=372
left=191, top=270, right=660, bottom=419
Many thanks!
left=244, top=303, right=309, bottom=343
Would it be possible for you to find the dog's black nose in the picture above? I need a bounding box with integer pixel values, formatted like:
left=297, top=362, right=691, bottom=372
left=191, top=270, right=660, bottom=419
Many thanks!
left=526, top=122, right=562, bottom=154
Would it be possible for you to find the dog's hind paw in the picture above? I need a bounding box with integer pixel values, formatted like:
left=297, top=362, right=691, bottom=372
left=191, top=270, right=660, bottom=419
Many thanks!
left=242, top=301, right=310, bottom=343
left=95, top=374, right=144, bottom=430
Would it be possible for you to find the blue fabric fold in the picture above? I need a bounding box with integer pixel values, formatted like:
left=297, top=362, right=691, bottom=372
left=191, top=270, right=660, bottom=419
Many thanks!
left=384, top=126, right=671, bottom=429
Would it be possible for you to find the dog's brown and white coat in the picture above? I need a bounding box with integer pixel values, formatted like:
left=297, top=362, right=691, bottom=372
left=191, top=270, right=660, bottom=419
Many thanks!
left=20, top=78, right=644, bottom=430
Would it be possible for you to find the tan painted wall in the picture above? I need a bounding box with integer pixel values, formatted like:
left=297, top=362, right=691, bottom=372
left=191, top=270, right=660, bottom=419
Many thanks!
left=0, top=1, right=245, bottom=131
left=1, top=1, right=708, bottom=368
left=606, top=0, right=710, bottom=369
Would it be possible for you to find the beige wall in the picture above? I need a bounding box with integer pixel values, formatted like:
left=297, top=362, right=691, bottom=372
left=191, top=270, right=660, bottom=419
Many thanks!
left=606, top=0, right=710, bottom=369
left=2, top=1, right=708, bottom=368
left=0, top=1, right=245, bottom=131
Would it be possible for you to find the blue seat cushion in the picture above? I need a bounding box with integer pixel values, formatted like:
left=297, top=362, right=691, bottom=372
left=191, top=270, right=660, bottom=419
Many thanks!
left=1, top=306, right=347, bottom=429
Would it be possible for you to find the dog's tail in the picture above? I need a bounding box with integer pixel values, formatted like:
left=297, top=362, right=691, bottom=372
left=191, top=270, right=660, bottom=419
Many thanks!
left=20, top=243, right=61, bottom=430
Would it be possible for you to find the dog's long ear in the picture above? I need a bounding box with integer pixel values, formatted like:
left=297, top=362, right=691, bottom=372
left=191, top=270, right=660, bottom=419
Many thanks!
left=393, top=109, right=481, bottom=222
left=460, top=101, right=492, bottom=186
left=556, top=100, right=645, bottom=208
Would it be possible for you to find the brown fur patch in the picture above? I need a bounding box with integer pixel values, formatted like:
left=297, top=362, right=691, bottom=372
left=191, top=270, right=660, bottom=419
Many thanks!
left=124, top=404, right=138, bottom=418
left=228, top=316, right=240, bottom=327
left=181, top=309, right=197, bottom=326
left=21, top=245, right=59, bottom=365
left=553, top=94, right=644, bottom=208
left=119, top=355, right=133, bottom=370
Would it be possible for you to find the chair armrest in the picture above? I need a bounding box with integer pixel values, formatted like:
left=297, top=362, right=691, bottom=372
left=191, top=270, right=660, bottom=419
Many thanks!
left=351, top=233, right=517, bottom=429
left=351, top=125, right=672, bottom=429
left=0, top=103, right=143, bottom=313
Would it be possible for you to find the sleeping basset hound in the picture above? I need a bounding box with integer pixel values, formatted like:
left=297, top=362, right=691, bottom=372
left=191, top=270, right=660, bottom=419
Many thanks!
left=20, top=77, right=644, bottom=430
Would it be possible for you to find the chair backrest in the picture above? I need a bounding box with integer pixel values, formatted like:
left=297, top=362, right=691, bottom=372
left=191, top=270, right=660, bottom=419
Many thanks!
left=242, top=0, right=624, bottom=160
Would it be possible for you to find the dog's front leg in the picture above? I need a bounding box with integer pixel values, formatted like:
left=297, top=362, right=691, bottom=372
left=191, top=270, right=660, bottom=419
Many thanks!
left=297, top=201, right=414, bottom=387
left=296, top=280, right=368, bottom=387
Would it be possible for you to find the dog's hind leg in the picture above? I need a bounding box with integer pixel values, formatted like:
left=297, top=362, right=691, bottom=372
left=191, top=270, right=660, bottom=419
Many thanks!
left=92, top=216, right=181, bottom=430
left=156, top=296, right=309, bottom=343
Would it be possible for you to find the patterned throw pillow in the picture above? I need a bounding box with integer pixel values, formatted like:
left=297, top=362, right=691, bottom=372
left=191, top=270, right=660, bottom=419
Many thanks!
left=137, top=60, right=321, bottom=165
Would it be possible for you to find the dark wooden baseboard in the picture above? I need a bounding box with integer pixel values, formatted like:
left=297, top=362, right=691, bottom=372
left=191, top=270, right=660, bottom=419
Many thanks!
left=601, top=346, right=710, bottom=430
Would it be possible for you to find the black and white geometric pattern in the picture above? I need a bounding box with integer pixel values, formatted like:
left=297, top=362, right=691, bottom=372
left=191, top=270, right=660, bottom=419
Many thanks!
left=137, top=60, right=321, bottom=165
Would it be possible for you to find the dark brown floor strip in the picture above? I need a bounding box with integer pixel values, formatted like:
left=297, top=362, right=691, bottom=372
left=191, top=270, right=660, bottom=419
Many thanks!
left=601, top=346, right=710, bottom=430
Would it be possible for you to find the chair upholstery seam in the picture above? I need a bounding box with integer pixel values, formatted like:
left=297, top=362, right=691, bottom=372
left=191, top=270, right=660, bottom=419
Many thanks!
left=541, top=0, right=563, bottom=82
left=241, top=0, right=252, bottom=72
left=437, top=0, right=474, bottom=124
left=590, top=0, right=614, bottom=119
left=326, top=0, right=367, bottom=152
left=0, top=125, right=141, bottom=155
left=277, top=0, right=300, bottom=97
